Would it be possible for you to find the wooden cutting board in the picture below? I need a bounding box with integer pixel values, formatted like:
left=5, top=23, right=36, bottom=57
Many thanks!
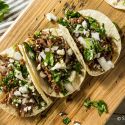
left=0, top=0, right=125, bottom=125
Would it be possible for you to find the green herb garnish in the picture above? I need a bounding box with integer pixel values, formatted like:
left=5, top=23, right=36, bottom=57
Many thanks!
left=83, top=98, right=108, bottom=116
left=44, top=52, right=54, bottom=66
left=63, top=117, right=71, bottom=125
left=23, top=42, right=36, bottom=60
left=34, top=31, right=41, bottom=38
left=0, top=0, right=9, bottom=22
left=73, top=62, right=82, bottom=73
left=65, top=10, right=81, bottom=19
left=83, top=48, right=94, bottom=61
left=58, top=18, right=69, bottom=27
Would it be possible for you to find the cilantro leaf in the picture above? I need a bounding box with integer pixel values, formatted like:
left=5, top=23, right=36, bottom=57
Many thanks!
left=63, top=117, right=71, bottom=125
left=44, top=52, right=54, bottom=66
left=57, top=18, right=69, bottom=27
left=65, top=10, right=81, bottom=19
left=0, top=0, right=9, bottom=22
left=83, top=48, right=94, bottom=61
left=83, top=98, right=108, bottom=116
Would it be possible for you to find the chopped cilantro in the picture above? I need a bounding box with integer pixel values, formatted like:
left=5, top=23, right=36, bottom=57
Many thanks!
left=65, top=10, right=81, bottom=19
left=63, top=117, right=71, bottom=125
left=83, top=98, right=108, bottom=116
left=83, top=48, right=94, bottom=61
left=44, top=52, right=54, bottom=66
left=0, top=0, right=9, bottom=22
left=23, top=42, right=36, bottom=60
left=34, top=31, right=41, bottom=38
left=57, top=18, right=69, bottom=27
left=73, top=62, right=82, bottom=73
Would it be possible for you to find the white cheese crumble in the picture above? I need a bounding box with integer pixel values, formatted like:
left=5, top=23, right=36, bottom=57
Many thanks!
left=46, top=13, right=57, bottom=21
left=57, top=49, right=65, bottom=55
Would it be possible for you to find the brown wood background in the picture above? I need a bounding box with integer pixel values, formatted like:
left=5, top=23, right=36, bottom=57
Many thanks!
left=0, top=0, right=125, bottom=125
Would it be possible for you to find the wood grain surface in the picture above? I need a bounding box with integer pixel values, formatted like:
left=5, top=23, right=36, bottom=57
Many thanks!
left=0, top=0, right=125, bottom=125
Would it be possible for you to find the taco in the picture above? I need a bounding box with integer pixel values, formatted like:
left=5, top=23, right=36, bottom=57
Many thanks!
left=58, top=9, right=121, bottom=76
left=0, top=46, right=52, bottom=117
left=105, top=0, right=125, bottom=10
left=19, top=28, right=86, bottom=98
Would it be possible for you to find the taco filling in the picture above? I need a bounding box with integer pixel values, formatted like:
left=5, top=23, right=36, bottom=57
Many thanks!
left=58, top=10, right=115, bottom=72
left=23, top=30, right=83, bottom=96
left=0, top=49, right=48, bottom=117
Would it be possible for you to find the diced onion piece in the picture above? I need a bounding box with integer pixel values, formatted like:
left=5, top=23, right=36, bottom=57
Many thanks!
left=45, top=48, right=50, bottom=52
left=78, top=36, right=87, bottom=48
left=37, top=64, right=41, bottom=71
left=68, top=71, right=76, bottom=82
left=15, top=69, right=25, bottom=81
left=51, top=59, right=66, bottom=70
left=40, top=71, right=46, bottom=78
left=46, top=13, right=57, bottom=21
left=57, top=49, right=65, bottom=55
left=40, top=51, right=46, bottom=59
left=13, top=52, right=22, bottom=61
left=51, top=46, right=59, bottom=52
left=64, top=83, right=74, bottom=92
left=97, top=57, right=114, bottom=71
left=91, top=32, right=100, bottom=41
left=67, top=48, right=73, bottom=56
left=14, top=91, right=21, bottom=96
left=75, top=24, right=81, bottom=31
left=19, top=86, right=29, bottom=94
left=82, top=20, right=87, bottom=28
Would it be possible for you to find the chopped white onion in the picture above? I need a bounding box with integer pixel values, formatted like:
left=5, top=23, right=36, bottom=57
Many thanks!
left=9, top=58, right=14, bottom=63
left=78, top=36, right=87, bottom=48
left=40, top=51, right=46, bottom=60
left=46, top=13, right=57, bottom=21
left=82, top=20, right=87, bottom=28
left=57, top=49, right=65, bottom=55
left=19, top=86, right=29, bottom=94
left=51, top=46, right=59, bottom=52
left=14, top=91, right=21, bottom=96
left=97, top=57, right=114, bottom=71
left=40, top=71, right=46, bottom=78
left=13, top=52, right=22, bottom=61
left=51, top=59, right=66, bottom=70
left=67, top=48, right=73, bottom=56
left=15, top=70, right=25, bottom=81
left=37, top=64, right=41, bottom=71
left=45, top=48, right=50, bottom=52
left=91, top=32, right=100, bottom=41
